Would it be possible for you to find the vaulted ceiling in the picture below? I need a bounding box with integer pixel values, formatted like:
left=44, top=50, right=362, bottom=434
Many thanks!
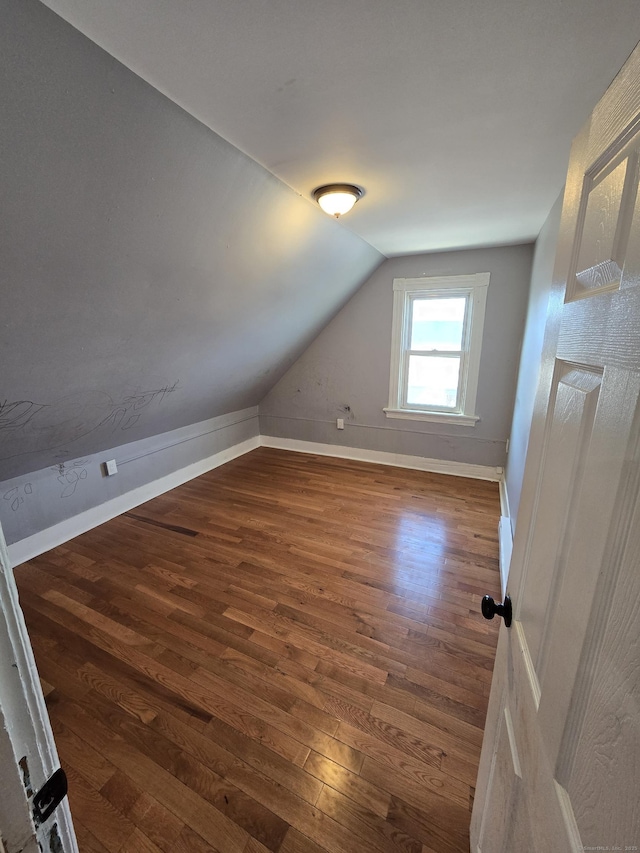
left=40, top=0, right=640, bottom=255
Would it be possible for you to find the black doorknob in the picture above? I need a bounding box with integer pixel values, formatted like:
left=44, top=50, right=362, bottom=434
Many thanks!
left=481, top=594, right=512, bottom=627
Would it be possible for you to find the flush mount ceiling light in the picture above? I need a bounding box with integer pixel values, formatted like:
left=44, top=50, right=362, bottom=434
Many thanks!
left=313, top=184, right=364, bottom=217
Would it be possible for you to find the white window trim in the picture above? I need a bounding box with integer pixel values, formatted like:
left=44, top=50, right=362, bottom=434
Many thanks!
left=384, top=273, right=489, bottom=425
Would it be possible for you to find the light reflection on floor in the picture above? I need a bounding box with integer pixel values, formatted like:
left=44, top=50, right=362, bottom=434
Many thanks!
left=390, top=510, right=449, bottom=596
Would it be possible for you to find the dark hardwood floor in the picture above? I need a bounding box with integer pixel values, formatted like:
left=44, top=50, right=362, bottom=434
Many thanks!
left=15, top=447, right=502, bottom=853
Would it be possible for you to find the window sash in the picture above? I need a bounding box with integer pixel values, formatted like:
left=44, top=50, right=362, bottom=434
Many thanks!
left=402, top=354, right=463, bottom=414
left=400, top=292, right=471, bottom=413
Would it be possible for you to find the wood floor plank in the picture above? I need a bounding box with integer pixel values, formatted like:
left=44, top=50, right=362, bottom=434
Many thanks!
left=173, top=825, right=223, bottom=853
left=315, top=785, right=423, bottom=853
left=303, top=751, right=391, bottom=818
left=332, top=719, right=470, bottom=808
left=52, top=697, right=251, bottom=853
left=119, top=828, right=165, bottom=853
left=48, top=716, right=118, bottom=791
left=359, top=756, right=471, bottom=832
left=386, top=795, right=470, bottom=853
left=15, top=448, right=501, bottom=852
left=62, top=765, right=136, bottom=853
left=100, top=773, right=145, bottom=823
left=72, top=819, right=113, bottom=853
left=278, top=828, right=328, bottom=853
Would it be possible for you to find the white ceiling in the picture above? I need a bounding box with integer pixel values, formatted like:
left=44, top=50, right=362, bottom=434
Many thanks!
left=40, top=0, right=640, bottom=256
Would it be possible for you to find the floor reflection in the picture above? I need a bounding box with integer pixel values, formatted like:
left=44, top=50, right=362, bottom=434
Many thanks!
left=390, top=510, right=449, bottom=596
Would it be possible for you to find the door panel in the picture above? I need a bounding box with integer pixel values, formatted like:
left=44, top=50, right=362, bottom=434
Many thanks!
left=478, top=717, right=524, bottom=853
left=575, top=155, right=630, bottom=290
left=520, top=363, right=602, bottom=669
left=472, top=40, right=640, bottom=853
left=537, top=367, right=640, bottom=766
left=566, top=496, right=640, bottom=839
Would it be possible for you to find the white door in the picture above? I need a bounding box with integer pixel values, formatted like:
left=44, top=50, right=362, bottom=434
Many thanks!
left=471, top=42, right=640, bottom=852
left=0, top=522, right=78, bottom=853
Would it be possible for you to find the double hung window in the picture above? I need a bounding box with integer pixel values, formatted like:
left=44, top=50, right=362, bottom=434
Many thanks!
left=385, top=273, right=489, bottom=424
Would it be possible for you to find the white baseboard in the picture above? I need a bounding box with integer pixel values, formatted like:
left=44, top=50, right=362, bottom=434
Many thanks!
left=9, top=432, right=501, bottom=569
left=260, top=435, right=500, bottom=481
left=8, top=436, right=260, bottom=568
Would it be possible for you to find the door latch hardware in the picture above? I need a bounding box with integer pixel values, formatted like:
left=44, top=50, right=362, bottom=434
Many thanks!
left=481, top=594, right=512, bottom=627
left=32, top=768, right=68, bottom=826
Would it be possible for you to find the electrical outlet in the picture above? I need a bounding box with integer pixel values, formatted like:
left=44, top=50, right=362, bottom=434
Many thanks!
left=104, top=459, right=118, bottom=476
left=336, top=418, right=344, bottom=430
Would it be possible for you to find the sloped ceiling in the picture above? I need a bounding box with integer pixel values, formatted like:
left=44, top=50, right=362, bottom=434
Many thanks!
left=39, top=0, right=640, bottom=255
left=3, top=0, right=640, bottom=482
left=0, top=0, right=382, bottom=480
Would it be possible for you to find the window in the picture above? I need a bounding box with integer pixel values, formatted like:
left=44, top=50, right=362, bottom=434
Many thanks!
left=385, top=273, right=489, bottom=425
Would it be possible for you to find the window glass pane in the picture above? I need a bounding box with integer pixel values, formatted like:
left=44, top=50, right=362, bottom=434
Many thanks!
left=407, top=355, right=461, bottom=408
left=410, top=297, right=466, bottom=351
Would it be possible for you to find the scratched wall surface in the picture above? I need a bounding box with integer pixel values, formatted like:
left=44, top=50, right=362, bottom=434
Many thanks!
left=0, top=0, right=382, bottom=482
left=0, top=409, right=259, bottom=547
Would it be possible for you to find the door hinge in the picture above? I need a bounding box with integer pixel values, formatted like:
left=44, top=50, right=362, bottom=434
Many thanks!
left=32, top=768, right=68, bottom=826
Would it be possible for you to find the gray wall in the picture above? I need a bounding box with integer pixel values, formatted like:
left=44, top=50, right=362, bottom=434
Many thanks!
left=505, top=193, right=564, bottom=531
left=0, top=408, right=258, bottom=549
left=260, top=244, right=534, bottom=467
left=0, top=0, right=382, bottom=483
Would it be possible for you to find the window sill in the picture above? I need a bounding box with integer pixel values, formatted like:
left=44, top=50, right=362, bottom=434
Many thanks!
left=383, top=408, right=480, bottom=426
